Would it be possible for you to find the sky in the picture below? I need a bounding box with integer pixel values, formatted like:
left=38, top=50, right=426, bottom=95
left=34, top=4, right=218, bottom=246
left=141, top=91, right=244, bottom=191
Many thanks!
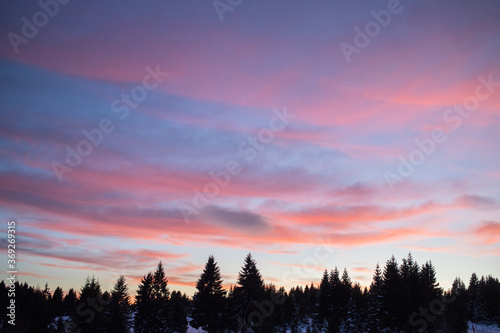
left=0, top=0, right=499, bottom=296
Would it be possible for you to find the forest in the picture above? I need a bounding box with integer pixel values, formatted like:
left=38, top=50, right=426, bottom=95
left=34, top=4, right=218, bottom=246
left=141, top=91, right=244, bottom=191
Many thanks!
left=1, top=253, right=499, bottom=332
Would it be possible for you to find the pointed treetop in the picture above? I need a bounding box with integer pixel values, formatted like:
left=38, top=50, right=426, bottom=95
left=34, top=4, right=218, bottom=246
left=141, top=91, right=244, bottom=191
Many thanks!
left=342, top=268, right=352, bottom=287
left=195, top=255, right=224, bottom=295
left=237, top=252, right=264, bottom=290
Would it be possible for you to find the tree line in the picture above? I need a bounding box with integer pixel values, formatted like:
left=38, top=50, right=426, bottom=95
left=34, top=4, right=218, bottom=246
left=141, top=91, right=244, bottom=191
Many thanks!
left=1, top=253, right=499, bottom=332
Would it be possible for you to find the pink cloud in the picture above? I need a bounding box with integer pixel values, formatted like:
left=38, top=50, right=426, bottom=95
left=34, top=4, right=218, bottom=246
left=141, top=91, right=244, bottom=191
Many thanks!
left=474, top=221, right=500, bottom=245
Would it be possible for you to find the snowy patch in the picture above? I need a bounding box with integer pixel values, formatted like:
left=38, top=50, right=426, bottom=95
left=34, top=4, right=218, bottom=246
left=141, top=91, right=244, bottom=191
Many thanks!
left=469, top=322, right=500, bottom=333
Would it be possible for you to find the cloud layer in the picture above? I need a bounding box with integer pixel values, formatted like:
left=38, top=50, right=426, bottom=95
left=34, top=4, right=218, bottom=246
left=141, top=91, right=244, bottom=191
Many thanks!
left=1, top=0, right=499, bottom=292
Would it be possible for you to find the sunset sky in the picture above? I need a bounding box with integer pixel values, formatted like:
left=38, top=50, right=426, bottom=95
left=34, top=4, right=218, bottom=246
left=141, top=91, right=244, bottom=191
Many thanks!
left=1, top=0, right=499, bottom=296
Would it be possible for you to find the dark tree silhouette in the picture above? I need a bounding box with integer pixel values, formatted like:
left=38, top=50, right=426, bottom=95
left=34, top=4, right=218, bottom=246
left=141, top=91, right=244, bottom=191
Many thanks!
left=51, top=287, right=64, bottom=318
left=366, top=263, right=383, bottom=332
left=315, top=269, right=330, bottom=330
left=341, top=282, right=366, bottom=333
left=74, top=276, right=109, bottom=333
left=1, top=252, right=499, bottom=332
left=477, top=275, right=500, bottom=326
left=135, top=272, right=155, bottom=332
left=400, top=252, right=420, bottom=326
left=468, top=272, right=480, bottom=322
left=191, top=255, right=226, bottom=333
left=107, top=275, right=132, bottom=333
left=443, top=277, right=468, bottom=332
left=233, top=253, right=265, bottom=332
left=135, top=261, right=172, bottom=332
left=382, top=255, right=403, bottom=330
left=329, top=266, right=343, bottom=332
left=170, top=290, right=188, bottom=332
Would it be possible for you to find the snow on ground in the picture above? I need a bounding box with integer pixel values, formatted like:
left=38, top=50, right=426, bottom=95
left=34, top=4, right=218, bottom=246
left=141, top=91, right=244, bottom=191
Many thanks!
left=188, top=322, right=500, bottom=333
left=469, top=322, right=500, bottom=333
left=187, top=326, right=206, bottom=333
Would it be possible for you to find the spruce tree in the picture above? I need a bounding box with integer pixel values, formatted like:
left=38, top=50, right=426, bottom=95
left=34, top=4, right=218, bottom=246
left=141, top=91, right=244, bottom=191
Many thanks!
left=329, top=267, right=342, bottom=332
left=443, top=277, right=468, bottom=332
left=341, top=283, right=365, bottom=333
left=418, top=261, right=442, bottom=332
left=107, top=276, right=131, bottom=333
left=152, top=261, right=170, bottom=331
left=43, top=283, right=51, bottom=302
left=400, top=253, right=420, bottom=331
left=468, top=273, right=480, bottom=323
left=14, top=282, right=51, bottom=332
left=477, top=275, right=500, bottom=325
left=267, top=284, right=286, bottom=331
left=170, top=290, right=188, bottom=332
left=191, top=255, right=226, bottom=333
left=366, top=263, right=383, bottom=332
left=340, top=268, right=352, bottom=326
left=63, top=287, right=78, bottom=329
left=420, top=261, right=441, bottom=304
left=283, top=291, right=300, bottom=332
left=135, top=272, right=155, bottom=332
left=233, top=253, right=265, bottom=332
left=315, top=269, right=330, bottom=330
left=51, top=287, right=65, bottom=319
left=75, top=276, right=108, bottom=333
left=382, top=255, right=403, bottom=331
left=135, top=262, right=172, bottom=332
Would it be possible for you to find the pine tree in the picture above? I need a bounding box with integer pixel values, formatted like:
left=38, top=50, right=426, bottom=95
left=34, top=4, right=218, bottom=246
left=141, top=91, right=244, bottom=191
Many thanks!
left=400, top=253, right=420, bottom=331
left=305, top=283, right=317, bottom=319
left=75, top=276, right=108, bottom=333
left=468, top=273, right=480, bottom=323
left=191, top=255, right=227, bottom=333
left=13, top=282, right=51, bottom=332
left=340, top=268, right=352, bottom=326
left=476, top=275, right=500, bottom=325
left=233, top=253, right=265, bottom=332
left=443, top=277, right=468, bottom=332
left=366, top=263, right=383, bottom=332
left=382, top=255, right=403, bottom=331
left=418, top=260, right=442, bottom=332
left=107, top=276, right=132, bottom=333
left=135, top=272, right=155, bottom=332
left=267, top=284, right=286, bottom=331
left=51, top=286, right=65, bottom=319
left=170, top=290, right=188, bottom=333
left=135, top=262, right=172, bottom=332
left=153, top=261, right=171, bottom=331
left=43, top=283, right=52, bottom=301
left=284, top=291, right=300, bottom=332
left=420, top=261, right=441, bottom=305
left=315, top=269, right=330, bottom=330
left=341, top=283, right=366, bottom=333
left=63, top=287, right=78, bottom=331
left=329, top=267, right=342, bottom=332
